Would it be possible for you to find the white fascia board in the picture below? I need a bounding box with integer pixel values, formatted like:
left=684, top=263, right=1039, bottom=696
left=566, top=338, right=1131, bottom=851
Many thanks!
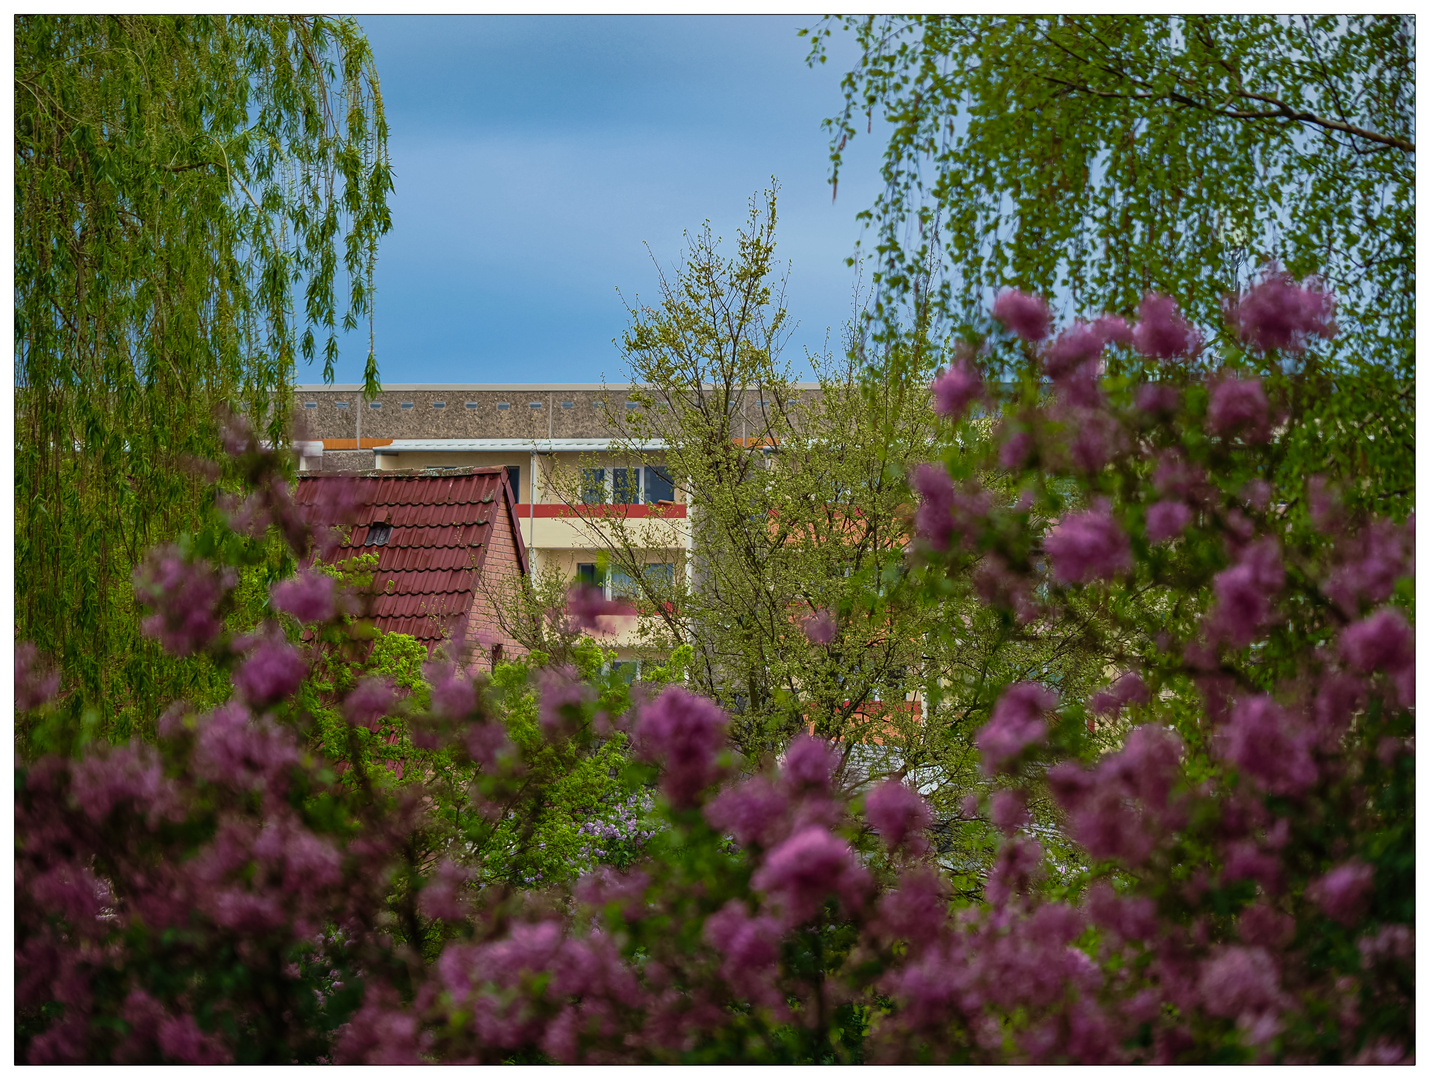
left=382, top=438, right=670, bottom=452
left=292, top=383, right=825, bottom=392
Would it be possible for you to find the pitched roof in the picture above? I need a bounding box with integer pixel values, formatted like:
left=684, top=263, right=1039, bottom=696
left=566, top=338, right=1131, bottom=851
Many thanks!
left=295, top=467, right=526, bottom=643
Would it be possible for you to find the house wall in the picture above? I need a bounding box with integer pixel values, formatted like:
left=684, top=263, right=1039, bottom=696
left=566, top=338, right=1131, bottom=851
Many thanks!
left=465, top=489, right=528, bottom=670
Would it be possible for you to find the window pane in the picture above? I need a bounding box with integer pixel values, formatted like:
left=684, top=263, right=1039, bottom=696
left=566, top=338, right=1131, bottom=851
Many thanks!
left=580, top=468, right=606, bottom=505
left=608, top=566, right=639, bottom=601
left=644, top=465, right=675, bottom=504
left=576, top=563, right=600, bottom=587
left=612, top=660, right=639, bottom=685
left=613, top=467, right=639, bottom=504
left=504, top=465, right=520, bottom=499
left=645, top=562, right=674, bottom=588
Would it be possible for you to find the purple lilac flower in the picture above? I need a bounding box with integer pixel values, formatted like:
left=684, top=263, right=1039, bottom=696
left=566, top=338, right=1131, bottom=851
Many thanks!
left=1145, top=500, right=1192, bottom=543
left=1198, top=946, right=1282, bottom=1020
left=1131, top=294, right=1199, bottom=359
left=1205, top=539, right=1284, bottom=647
left=425, top=660, right=477, bottom=720
left=132, top=546, right=237, bottom=657
left=1308, top=860, right=1375, bottom=926
left=999, top=431, right=1034, bottom=470
left=1206, top=376, right=1271, bottom=442
left=418, top=860, right=476, bottom=922
left=15, top=642, right=59, bottom=711
left=538, top=666, right=595, bottom=739
left=992, top=289, right=1052, bottom=341
left=1044, top=509, right=1131, bottom=584
left=344, top=677, right=396, bottom=731
left=233, top=634, right=307, bottom=707
left=705, top=776, right=790, bottom=849
left=1092, top=314, right=1133, bottom=346
left=1089, top=672, right=1149, bottom=719
left=1220, top=695, right=1317, bottom=796
left=1045, top=322, right=1104, bottom=378
left=634, top=685, right=729, bottom=808
left=930, top=357, right=984, bottom=420
left=781, top=734, right=839, bottom=794
left=911, top=463, right=989, bottom=552
left=1134, top=383, right=1180, bottom=417
left=864, top=780, right=933, bottom=854
left=566, top=585, right=636, bottom=636
left=989, top=788, right=1030, bottom=835
left=977, top=682, right=1056, bottom=774
left=270, top=570, right=337, bottom=624
left=1340, top=608, right=1414, bottom=676
left=751, top=825, right=871, bottom=925
left=70, top=743, right=173, bottom=822
left=1225, top=267, right=1336, bottom=353
left=802, top=608, right=836, bottom=644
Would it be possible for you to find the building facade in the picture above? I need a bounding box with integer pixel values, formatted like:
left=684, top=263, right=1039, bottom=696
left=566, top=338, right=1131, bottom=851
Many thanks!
left=295, top=383, right=814, bottom=673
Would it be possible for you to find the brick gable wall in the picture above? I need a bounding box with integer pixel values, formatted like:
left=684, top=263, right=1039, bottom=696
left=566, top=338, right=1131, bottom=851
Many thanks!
left=465, top=484, right=528, bottom=671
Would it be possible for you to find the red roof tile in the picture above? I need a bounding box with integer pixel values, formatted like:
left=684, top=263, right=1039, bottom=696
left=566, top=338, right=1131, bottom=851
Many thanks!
left=295, top=467, right=526, bottom=644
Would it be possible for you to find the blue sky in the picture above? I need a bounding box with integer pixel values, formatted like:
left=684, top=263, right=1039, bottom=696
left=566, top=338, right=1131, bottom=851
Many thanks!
left=320, top=15, right=885, bottom=387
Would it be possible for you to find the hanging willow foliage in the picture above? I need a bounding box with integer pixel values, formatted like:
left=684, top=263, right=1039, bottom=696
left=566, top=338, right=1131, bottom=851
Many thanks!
left=15, top=15, right=392, bottom=737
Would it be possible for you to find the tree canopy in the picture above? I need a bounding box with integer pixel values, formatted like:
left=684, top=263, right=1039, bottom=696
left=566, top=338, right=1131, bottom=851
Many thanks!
left=806, top=16, right=1413, bottom=515
left=15, top=15, right=392, bottom=731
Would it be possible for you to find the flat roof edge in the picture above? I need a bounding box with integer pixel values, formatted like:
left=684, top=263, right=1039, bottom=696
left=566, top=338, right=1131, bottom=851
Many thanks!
left=292, top=383, right=826, bottom=392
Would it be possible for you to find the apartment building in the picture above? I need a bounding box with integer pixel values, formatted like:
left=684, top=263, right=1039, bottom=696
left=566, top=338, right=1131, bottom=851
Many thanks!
left=295, top=383, right=815, bottom=674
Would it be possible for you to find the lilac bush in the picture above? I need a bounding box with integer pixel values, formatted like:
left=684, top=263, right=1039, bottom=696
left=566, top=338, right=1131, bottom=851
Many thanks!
left=14, top=273, right=1414, bottom=1062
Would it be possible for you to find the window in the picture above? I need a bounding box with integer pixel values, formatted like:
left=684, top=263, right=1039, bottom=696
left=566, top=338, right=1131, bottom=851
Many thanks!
left=400, top=401, right=414, bottom=409
left=613, top=467, right=639, bottom=504
left=580, top=468, right=606, bottom=505
left=645, top=562, right=674, bottom=588
left=465, top=402, right=479, bottom=409
left=561, top=400, right=575, bottom=409
left=432, top=401, right=446, bottom=409
left=583, top=466, right=677, bottom=505
left=592, top=400, right=604, bottom=409
left=529, top=401, right=543, bottom=410
left=365, top=522, right=392, bottom=546
left=336, top=401, right=350, bottom=409
left=608, top=566, right=640, bottom=601
left=369, top=401, right=382, bottom=409
left=644, top=465, right=675, bottom=504
left=625, top=401, right=640, bottom=410
left=576, top=563, right=604, bottom=588
left=497, top=402, right=510, bottom=410
left=303, top=401, right=317, bottom=409
left=503, top=465, right=520, bottom=498
left=611, top=660, right=640, bottom=686
left=490, top=643, right=503, bottom=672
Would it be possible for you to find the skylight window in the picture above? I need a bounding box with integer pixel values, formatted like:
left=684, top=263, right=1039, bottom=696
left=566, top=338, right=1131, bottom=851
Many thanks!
left=365, top=522, right=392, bottom=546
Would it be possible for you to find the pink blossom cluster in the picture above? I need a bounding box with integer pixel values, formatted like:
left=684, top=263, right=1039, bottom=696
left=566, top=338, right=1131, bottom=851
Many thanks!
left=131, top=547, right=237, bottom=656
left=1043, top=508, right=1131, bottom=584
left=910, top=463, right=991, bottom=552
left=14, top=278, right=1415, bottom=1064
left=930, top=355, right=984, bottom=420
left=565, top=585, right=638, bottom=636
left=1223, top=266, right=1336, bottom=354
